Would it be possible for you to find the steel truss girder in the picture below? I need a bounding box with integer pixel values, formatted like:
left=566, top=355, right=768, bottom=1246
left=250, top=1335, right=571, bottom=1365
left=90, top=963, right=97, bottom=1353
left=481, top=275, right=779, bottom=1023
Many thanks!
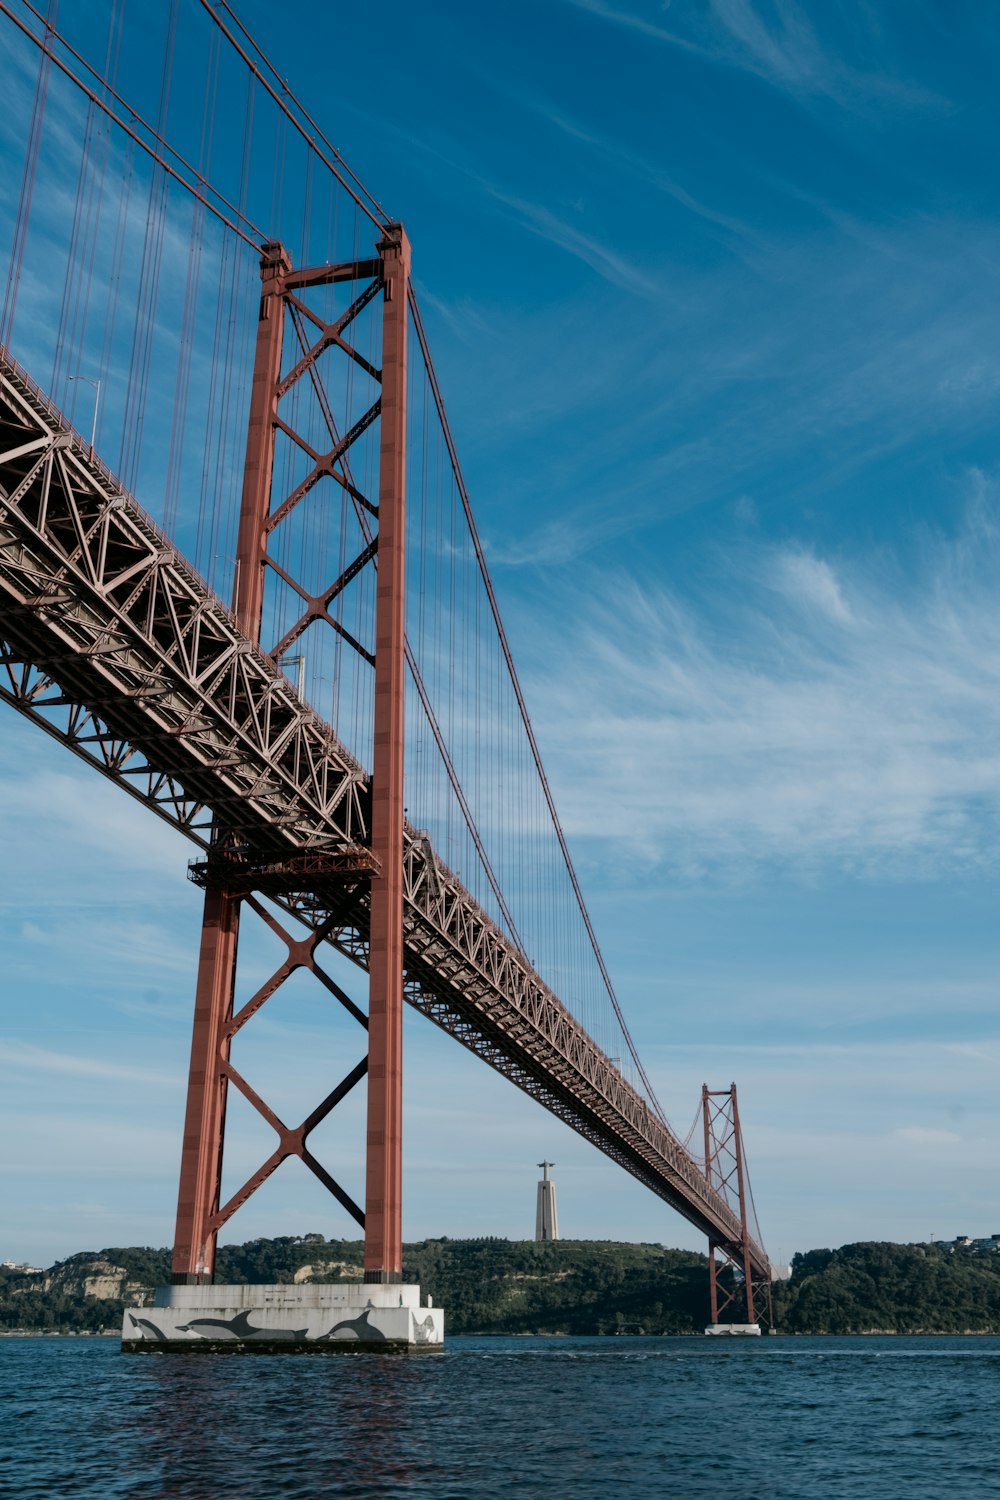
left=0, top=646, right=213, bottom=840
left=0, top=348, right=368, bottom=854
left=0, top=343, right=769, bottom=1278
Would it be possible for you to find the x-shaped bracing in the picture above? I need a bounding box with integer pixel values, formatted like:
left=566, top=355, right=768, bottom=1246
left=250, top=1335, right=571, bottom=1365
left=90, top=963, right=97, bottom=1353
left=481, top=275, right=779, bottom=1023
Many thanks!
left=208, top=893, right=370, bottom=1234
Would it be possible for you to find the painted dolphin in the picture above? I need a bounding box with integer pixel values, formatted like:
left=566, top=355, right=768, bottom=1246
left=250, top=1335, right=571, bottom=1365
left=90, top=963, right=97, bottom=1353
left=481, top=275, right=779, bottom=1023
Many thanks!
left=127, top=1312, right=167, bottom=1341
left=317, top=1307, right=387, bottom=1342
left=175, top=1310, right=308, bottom=1341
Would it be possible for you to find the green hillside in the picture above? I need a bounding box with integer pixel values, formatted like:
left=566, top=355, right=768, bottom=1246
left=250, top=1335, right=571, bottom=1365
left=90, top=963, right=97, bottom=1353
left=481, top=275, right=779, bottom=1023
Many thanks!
left=0, top=1237, right=707, bottom=1336
left=2, top=1236, right=999, bottom=1336
left=773, top=1242, right=1000, bottom=1334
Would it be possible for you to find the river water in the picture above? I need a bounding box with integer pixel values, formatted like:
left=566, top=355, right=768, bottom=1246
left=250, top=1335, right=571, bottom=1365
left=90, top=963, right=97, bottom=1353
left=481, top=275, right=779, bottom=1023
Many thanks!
left=2, top=1334, right=998, bottom=1498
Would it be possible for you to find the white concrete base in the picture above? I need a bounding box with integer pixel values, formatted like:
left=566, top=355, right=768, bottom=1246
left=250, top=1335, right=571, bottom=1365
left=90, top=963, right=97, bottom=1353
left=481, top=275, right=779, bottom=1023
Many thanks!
left=122, top=1283, right=443, bottom=1352
left=704, top=1322, right=761, bottom=1337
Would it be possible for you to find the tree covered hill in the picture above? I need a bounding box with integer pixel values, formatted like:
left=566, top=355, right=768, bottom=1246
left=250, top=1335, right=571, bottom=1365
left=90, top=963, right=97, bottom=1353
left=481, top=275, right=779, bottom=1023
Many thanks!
left=2, top=1236, right=999, bottom=1335
left=0, top=1238, right=708, bottom=1336
left=773, top=1241, right=1000, bottom=1334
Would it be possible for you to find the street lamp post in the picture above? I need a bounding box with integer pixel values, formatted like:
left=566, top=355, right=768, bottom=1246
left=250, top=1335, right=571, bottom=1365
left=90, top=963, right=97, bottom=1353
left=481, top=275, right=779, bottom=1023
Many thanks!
left=68, top=374, right=101, bottom=450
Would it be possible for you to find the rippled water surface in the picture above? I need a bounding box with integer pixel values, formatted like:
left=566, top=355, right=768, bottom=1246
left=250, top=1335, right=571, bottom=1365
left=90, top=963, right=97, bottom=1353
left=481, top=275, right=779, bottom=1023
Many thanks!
left=3, top=1335, right=999, bottom=1499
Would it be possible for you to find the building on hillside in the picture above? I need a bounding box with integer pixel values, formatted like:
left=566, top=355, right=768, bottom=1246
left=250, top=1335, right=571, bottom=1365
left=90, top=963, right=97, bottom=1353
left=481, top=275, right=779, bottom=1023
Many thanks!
left=934, top=1234, right=1000, bottom=1255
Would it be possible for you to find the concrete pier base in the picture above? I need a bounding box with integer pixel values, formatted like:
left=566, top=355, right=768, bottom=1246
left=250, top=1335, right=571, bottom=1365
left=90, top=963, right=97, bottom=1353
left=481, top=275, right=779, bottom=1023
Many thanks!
left=704, top=1322, right=761, bottom=1337
left=122, top=1283, right=443, bottom=1353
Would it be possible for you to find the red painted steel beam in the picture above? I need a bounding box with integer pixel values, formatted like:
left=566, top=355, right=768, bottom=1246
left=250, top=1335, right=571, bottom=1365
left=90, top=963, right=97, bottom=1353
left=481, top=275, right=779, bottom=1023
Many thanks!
left=364, top=224, right=410, bottom=1283
left=170, top=243, right=289, bottom=1283
left=730, top=1084, right=756, bottom=1325
left=702, top=1085, right=720, bottom=1324
left=234, top=242, right=291, bottom=642
left=702, top=1083, right=773, bottom=1328
left=171, top=887, right=239, bottom=1281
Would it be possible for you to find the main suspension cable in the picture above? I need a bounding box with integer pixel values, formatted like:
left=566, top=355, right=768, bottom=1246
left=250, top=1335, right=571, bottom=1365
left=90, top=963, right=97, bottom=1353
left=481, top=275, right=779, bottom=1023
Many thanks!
left=195, top=0, right=390, bottom=232
left=0, top=0, right=265, bottom=248
left=205, top=0, right=390, bottom=232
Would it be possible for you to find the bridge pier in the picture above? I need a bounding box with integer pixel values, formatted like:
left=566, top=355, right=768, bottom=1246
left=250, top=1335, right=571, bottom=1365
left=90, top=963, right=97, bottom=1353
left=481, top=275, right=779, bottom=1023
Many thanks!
left=122, top=1282, right=442, bottom=1353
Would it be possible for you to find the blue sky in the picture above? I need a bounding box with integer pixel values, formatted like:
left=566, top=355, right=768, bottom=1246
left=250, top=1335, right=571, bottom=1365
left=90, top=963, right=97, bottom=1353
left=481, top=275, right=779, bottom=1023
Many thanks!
left=2, top=0, right=999, bottom=1267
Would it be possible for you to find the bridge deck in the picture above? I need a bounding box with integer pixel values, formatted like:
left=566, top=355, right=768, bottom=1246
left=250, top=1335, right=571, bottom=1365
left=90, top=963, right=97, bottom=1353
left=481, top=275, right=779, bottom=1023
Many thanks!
left=0, top=345, right=768, bottom=1277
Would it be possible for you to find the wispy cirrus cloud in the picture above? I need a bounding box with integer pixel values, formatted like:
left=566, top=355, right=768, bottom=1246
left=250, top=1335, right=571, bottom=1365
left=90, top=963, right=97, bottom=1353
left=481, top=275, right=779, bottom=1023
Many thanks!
left=338, top=105, right=659, bottom=298
left=558, top=0, right=945, bottom=108
left=705, top=0, right=946, bottom=106
left=486, top=508, right=630, bottom=568
left=503, top=93, right=755, bottom=241
left=0, top=1040, right=179, bottom=1088
left=771, top=550, right=853, bottom=625
left=0, top=758, right=191, bottom=896
left=457, top=207, right=1000, bottom=579
left=482, top=183, right=660, bottom=297
left=706, top=0, right=852, bottom=94
left=556, top=0, right=711, bottom=57
left=533, top=484, right=1000, bottom=877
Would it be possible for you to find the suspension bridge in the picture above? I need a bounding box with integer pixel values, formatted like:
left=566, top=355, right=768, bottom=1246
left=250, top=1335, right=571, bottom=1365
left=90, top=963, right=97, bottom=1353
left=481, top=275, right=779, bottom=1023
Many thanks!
left=0, top=0, right=772, bottom=1348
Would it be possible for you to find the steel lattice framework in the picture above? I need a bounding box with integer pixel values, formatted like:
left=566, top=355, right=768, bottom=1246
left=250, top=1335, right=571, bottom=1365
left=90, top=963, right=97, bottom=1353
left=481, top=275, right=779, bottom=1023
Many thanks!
left=703, top=1085, right=774, bottom=1327
left=0, top=331, right=770, bottom=1285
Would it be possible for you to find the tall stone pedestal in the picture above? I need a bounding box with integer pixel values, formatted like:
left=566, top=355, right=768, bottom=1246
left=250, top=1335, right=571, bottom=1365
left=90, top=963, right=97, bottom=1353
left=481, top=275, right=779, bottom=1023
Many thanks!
left=122, top=1283, right=443, bottom=1352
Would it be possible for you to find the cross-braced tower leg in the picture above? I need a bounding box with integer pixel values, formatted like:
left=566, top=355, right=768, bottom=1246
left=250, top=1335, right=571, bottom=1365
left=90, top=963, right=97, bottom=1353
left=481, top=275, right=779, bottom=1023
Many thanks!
left=364, top=225, right=410, bottom=1283
left=170, top=243, right=288, bottom=1284
left=703, top=1083, right=774, bottom=1331
left=170, top=230, right=412, bottom=1289
left=172, top=886, right=239, bottom=1282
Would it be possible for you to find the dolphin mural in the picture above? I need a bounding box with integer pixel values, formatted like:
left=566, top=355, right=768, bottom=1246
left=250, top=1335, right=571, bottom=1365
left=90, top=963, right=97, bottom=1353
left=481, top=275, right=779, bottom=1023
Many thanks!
left=126, top=1312, right=167, bottom=1341
left=175, top=1309, right=308, bottom=1341
left=316, top=1307, right=387, bottom=1342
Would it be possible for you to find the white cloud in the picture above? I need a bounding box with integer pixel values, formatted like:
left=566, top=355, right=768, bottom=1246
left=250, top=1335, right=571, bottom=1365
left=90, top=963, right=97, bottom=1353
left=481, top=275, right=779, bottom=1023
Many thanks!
left=0, top=1041, right=179, bottom=1088
left=892, top=1126, right=961, bottom=1146
left=533, top=488, right=1000, bottom=876
left=511, top=93, right=755, bottom=242
left=0, top=754, right=192, bottom=894
left=560, top=0, right=944, bottom=109
left=556, top=0, right=710, bottom=58
left=484, top=187, right=660, bottom=299
left=772, top=549, right=853, bottom=625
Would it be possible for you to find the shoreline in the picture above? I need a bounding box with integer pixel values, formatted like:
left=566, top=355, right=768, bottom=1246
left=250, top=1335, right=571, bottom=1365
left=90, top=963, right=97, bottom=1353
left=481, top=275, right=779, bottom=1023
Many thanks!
left=5, top=1328, right=1000, bottom=1340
